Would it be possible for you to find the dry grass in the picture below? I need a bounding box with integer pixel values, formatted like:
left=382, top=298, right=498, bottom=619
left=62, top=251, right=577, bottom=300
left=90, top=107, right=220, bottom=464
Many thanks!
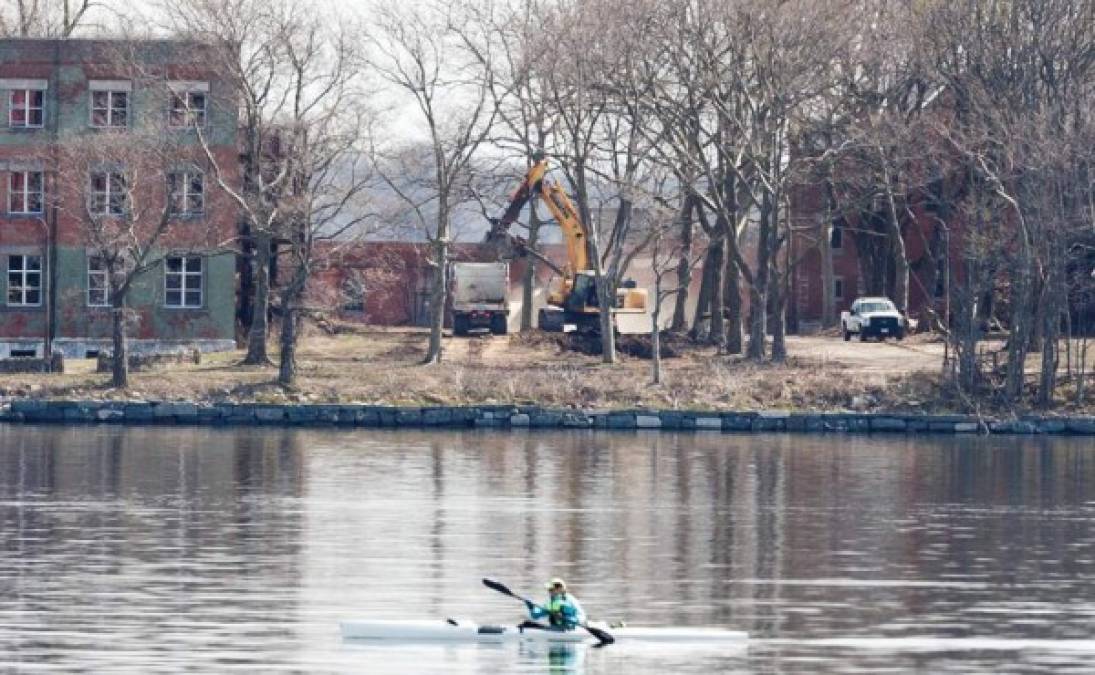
left=1, top=327, right=1091, bottom=415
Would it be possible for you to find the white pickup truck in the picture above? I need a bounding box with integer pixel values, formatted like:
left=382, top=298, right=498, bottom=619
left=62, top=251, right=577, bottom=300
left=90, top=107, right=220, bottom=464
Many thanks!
left=841, top=297, right=907, bottom=342
left=450, top=262, right=510, bottom=336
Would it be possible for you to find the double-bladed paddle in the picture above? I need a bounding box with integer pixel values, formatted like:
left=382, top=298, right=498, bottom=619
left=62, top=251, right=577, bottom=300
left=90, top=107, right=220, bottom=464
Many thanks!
left=482, top=577, right=615, bottom=645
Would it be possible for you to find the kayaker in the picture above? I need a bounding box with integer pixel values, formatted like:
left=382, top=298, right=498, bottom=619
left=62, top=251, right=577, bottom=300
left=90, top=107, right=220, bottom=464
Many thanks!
left=518, top=578, right=586, bottom=631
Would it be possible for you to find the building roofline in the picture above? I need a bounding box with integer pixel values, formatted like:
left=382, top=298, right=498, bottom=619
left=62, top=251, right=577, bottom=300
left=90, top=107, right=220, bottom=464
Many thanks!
left=0, top=37, right=218, bottom=48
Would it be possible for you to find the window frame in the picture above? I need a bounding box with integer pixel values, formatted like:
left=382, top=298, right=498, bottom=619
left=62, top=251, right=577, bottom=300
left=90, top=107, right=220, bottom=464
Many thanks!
left=88, top=171, right=127, bottom=216
left=163, top=255, right=203, bottom=309
left=87, top=255, right=109, bottom=307
left=169, top=90, right=208, bottom=128
left=167, top=171, right=205, bottom=216
left=830, top=223, right=844, bottom=251
left=8, top=89, right=45, bottom=128
left=8, top=170, right=44, bottom=215
left=833, top=276, right=844, bottom=301
left=7, top=254, right=42, bottom=307
left=90, top=89, right=129, bottom=129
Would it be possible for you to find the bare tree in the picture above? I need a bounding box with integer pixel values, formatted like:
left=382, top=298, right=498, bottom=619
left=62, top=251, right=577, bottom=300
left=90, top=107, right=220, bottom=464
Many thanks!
left=1, top=0, right=108, bottom=36
left=649, top=198, right=702, bottom=384
left=53, top=125, right=223, bottom=387
left=367, top=1, right=501, bottom=364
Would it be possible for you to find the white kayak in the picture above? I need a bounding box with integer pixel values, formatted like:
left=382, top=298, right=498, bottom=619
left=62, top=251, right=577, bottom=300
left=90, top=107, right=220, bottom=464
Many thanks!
left=339, top=619, right=748, bottom=645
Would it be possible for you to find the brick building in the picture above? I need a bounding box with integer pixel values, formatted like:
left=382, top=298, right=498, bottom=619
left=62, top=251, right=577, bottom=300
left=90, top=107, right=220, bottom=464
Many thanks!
left=788, top=191, right=964, bottom=334
left=0, top=38, right=238, bottom=359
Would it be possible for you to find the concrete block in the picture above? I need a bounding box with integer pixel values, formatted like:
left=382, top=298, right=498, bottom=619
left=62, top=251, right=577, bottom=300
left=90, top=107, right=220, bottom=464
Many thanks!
left=905, top=418, right=928, bottom=432
left=752, top=417, right=784, bottom=432
left=561, top=413, right=592, bottom=428
left=1066, top=417, right=1095, bottom=434
left=953, top=422, right=979, bottom=433
left=154, top=402, right=198, bottom=419
left=530, top=411, right=564, bottom=427
left=123, top=403, right=154, bottom=421
left=658, top=412, right=685, bottom=429
left=695, top=417, right=722, bottom=430
left=95, top=407, right=124, bottom=422
left=989, top=420, right=1037, bottom=434
left=722, top=415, right=754, bottom=431
left=784, top=415, right=809, bottom=432
left=353, top=407, right=380, bottom=426
left=255, top=407, right=286, bottom=423
left=395, top=409, right=422, bottom=426
left=223, top=405, right=256, bottom=423
left=758, top=410, right=790, bottom=419
left=10, top=400, right=46, bottom=414
left=847, top=416, right=870, bottom=432
left=1037, top=419, right=1067, bottom=434
left=870, top=417, right=907, bottom=432
left=636, top=415, right=661, bottom=429
left=422, top=408, right=453, bottom=426
left=510, top=413, right=530, bottom=427
left=608, top=414, right=635, bottom=429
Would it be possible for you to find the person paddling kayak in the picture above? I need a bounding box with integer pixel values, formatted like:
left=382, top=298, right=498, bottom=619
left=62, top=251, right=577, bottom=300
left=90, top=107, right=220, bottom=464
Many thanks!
left=518, top=578, right=586, bottom=631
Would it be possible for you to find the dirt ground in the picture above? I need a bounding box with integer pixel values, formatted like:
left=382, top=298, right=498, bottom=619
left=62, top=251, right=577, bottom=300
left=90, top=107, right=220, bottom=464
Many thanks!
left=1, top=327, right=1090, bottom=415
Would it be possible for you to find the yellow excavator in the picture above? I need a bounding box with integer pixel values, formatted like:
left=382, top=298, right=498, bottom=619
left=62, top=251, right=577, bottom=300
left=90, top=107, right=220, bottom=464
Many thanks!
left=485, top=152, right=648, bottom=334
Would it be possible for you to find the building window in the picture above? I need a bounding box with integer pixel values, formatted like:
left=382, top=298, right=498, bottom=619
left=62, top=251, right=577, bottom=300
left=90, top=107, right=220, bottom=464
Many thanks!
left=934, top=257, right=947, bottom=298
left=89, top=172, right=127, bottom=216
left=91, top=90, right=129, bottom=128
left=834, top=277, right=844, bottom=300
left=168, top=172, right=204, bottom=215
left=165, top=256, right=202, bottom=308
left=830, top=223, right=843, bottom=250
left=7, top=255, right=42, bottom=306
left=9, top=171, right=43, bottom=215
left=169, top=91, right=207, bottom=127
left=88, top=256, right=109, bottom=307
left=9, top=89, right=44, bottom=128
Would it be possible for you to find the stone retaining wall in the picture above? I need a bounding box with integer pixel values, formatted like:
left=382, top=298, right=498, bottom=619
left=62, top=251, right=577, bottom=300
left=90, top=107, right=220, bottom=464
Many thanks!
left=1, top=400, right=1093, bottom=435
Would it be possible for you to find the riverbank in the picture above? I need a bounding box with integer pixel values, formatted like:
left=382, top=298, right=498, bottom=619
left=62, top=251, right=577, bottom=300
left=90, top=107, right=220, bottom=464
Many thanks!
left=2, top=399, right=1094, bottom=435
left=0, top=329, right=1091, bottom=419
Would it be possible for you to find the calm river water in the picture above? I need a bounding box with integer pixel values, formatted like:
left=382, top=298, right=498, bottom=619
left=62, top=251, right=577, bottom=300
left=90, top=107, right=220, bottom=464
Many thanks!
left=1, top=425, right=1094, bottom=673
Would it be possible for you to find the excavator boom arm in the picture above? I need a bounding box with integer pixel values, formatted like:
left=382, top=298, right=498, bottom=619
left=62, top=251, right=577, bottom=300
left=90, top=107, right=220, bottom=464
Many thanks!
left=485, top=157, right=589, bottom=278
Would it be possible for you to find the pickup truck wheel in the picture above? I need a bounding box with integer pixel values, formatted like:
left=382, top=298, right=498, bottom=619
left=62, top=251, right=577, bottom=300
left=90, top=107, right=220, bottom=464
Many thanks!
left=489, top=314, right=508, bottom=335
left=453, top=314, right=469, bottom=337
left=843, top=327, right=851, bottom=342
left=859, top=330, right=868, bottom=342
left=895, top=329, right=905, bottom=341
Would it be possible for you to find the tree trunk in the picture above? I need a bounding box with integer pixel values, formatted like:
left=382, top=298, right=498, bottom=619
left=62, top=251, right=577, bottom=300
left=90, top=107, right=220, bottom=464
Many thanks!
left=1005, top=256, right=1034, bottom=402
left=520, top=202, right=541, bottom=331
left=424, top=238, right=447, bottom=364
left=670, top=196, right=694, bottom=331
left=820, top=219, right=836, bottom=328
left=244, top=231, right=272, bottom=365
left=746, top=194, right=773, bottom=361
left=1037, top=266, right=1062, bottom=407
left=689, top=247, right=715, bottom=341
left=278, top=293, right=298, bottom=386
left=880, top=163, right=910, bottom=314
left=821, top=181, right=839, bottom=329
left=724, top=253, right=743, bottom=355
left=707, top=236, right=726, bottom=350
left=770, top=257, right=788, bottom=363
left=652, top=280, right=662, bottom=384
left=596, top=272, right=617, bottom=364
left=111, top=293, right=128, bottom=388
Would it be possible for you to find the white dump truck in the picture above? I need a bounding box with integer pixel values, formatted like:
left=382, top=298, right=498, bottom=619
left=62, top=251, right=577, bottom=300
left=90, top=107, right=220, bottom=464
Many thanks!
left=450, top=262, right=510, bottom=336
left=841, top=296, right=908, bottom=341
